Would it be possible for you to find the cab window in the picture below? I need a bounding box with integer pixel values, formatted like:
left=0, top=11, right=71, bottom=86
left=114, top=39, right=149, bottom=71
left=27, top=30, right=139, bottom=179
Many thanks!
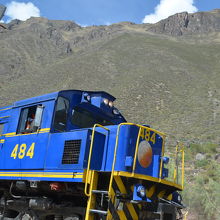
left=53, top=97, right=69, bottom=132
left=0, top=123, right=4, bottom=135
left=17, top=105, right=43, bottom=134
left=71, top=106, right=113, bottom=129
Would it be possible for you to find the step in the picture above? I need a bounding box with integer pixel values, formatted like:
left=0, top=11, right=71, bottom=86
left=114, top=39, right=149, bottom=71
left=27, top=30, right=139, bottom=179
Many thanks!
left=90, top=209, right=108, bottom=215
left=92, top=190, right=108, bottom=194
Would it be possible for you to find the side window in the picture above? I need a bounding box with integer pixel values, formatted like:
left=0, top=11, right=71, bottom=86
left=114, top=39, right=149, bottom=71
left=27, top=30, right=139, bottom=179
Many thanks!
left=17, top=105, right=43, bottom=134
left=53, top=97, right=69, bottom=132
left=0, top=123, right=4, bottom=135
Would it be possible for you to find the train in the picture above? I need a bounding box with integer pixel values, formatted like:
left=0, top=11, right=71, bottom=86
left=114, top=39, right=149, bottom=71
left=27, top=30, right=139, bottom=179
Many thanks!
left=0, top=90, right=185, bottom=220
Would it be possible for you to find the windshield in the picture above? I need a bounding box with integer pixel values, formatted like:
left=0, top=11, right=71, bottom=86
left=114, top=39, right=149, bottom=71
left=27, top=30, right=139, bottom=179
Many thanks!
left=71, top=107, right=113, bottom=129
left=54, top=97, right=69, bottom=132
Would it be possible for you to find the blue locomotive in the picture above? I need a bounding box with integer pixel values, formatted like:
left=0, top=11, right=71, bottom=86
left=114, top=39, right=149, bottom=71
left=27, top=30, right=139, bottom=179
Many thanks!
left=0, top=90, right=184, bottom=220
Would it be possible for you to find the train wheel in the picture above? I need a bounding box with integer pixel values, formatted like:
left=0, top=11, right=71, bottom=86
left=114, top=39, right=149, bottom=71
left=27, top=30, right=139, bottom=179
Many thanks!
left=15, top=211, right=39, bottom=220
left=64, top=216, right=81, bottom=220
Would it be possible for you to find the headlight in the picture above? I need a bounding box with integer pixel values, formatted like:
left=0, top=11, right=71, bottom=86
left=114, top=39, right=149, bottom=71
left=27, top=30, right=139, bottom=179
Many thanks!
left=113, top=108, right=120, bottom=115
left=177, top=194, right=182, bottom=203
left=137, top=185, right=146, bottom=198
left=109, top=101, right=113, bottom=107
left=103, top=98, right=109, bottom=105
left=86, top=95, right=91, bottom=102
left=84, top=94, right=91, bottom=102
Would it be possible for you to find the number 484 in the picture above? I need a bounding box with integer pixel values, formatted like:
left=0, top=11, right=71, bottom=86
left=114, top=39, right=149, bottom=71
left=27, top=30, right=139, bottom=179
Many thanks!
left=11, top=143, right=35, bottom=159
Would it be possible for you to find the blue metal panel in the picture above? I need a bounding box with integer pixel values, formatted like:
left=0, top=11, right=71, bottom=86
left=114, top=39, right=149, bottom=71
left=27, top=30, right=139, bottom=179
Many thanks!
left=101, top=125, right=118, bottom=171
left=45, top=130, right=91, bottom=170
left=0, top=136, right=20, bottom=170
left=19, top=133, right=49, bottom=169
left=0, top=98, right=55, bottom=170
left=104, top=125, right=163, bottom=178
left=136, top=132, right=163, bottom=178
left=45, top=128, right=106, bottom=171
left=14, top=92, right=58, bottom=107
left=89, top=130, right=106, bottom=171
left=114, top=125, right=137, bottom=172
left=0, top=105, right=12, bottom=112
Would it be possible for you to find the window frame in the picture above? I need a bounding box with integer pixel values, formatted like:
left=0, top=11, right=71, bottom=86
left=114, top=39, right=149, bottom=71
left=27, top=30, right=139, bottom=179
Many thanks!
left=17, top=104, right=43, bottom=134
left=0, top=123, right=4, bottom=136
left=53, top=96, right=70, bottom=132
left=71, top=106, right=114, bottom=129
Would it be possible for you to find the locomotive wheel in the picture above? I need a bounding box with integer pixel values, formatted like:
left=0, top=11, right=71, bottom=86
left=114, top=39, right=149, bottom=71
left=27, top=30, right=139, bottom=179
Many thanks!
left=17, top=212, right=38, bottom=220
left=64, top=217, right=81, bottom=220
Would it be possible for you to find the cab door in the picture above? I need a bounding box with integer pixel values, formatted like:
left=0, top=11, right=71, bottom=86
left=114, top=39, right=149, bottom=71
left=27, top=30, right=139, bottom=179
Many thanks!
left=0, top=122, right=7, bottom=169
left=0, top=116, right=21, bottom=170
left=15, top=104, right=49, bottom=170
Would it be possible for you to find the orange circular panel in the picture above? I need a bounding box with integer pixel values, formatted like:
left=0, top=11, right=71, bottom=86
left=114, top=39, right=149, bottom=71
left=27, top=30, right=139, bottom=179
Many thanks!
left=138, top=141, right=153, bottom=168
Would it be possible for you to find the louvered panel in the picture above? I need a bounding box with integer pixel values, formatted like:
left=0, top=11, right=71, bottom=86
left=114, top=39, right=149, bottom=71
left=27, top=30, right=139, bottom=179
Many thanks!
left=62, top=139, right=81, bottom=164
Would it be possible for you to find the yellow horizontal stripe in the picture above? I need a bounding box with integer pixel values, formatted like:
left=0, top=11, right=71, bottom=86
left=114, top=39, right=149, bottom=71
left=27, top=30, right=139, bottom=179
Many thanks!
left=39, top=128, right=50, bottom=131
left=0, top=116, right=10, bottom=119
left=0, top=172, right=83, bottom=179
left=114, top=171, right=183, bottom=190
left=4, top=132, right=16, bottom=136
left=0, top=174, right=83, bottom=178
left=0, top=172, right=83, bottom=175
left=0, top=107, right=12, bottom=111
left=4, top=128, right=50, bottom=137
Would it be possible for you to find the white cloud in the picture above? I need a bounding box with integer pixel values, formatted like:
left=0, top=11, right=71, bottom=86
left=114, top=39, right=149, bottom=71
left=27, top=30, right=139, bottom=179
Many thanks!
left=105, top=22, right=111, bottom=26
left=6, top=1, right=40, bottom=22
left=76, top=22, right=88, bottom=27
left=0, top=20, right=4, bottom=23
left=142, top=0, right=198, bottom=24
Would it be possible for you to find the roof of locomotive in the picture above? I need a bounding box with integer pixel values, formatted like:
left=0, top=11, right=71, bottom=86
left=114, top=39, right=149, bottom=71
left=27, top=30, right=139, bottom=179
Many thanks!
left=4, top=90, right=115, bottom=108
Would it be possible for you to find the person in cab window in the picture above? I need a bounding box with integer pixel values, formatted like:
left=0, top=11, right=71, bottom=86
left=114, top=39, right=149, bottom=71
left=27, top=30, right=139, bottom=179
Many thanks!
left=25, top=113, right=35, bottom=131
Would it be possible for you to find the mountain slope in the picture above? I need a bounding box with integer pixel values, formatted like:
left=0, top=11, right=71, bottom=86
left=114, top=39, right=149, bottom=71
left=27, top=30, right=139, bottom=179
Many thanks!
left=0, top=10, right=220, bottom=144
left=1, top=9, right=220, bottom=220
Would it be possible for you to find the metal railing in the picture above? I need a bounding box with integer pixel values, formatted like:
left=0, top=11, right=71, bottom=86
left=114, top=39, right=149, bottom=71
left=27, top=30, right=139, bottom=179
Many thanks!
left=108, top=123, right=166, bottom=198
left=84, top=124, right=109, bottom=197
left=84, top=122, right=185, bottom=197
left=173, top=142, right=185, bottom=189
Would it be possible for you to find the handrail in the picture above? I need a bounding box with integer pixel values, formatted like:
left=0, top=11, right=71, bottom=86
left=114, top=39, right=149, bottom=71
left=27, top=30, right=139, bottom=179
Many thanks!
left=159, top=133, right=166, bottom=179
left=173, top=142, right=185, bottom=189
left=132, top=127, right=142, bottom=175
left=184, top=211, right=188, bottom=220
left=84, top=124, right=109, bottom=197
left=108, top=123, right=166, bottom=199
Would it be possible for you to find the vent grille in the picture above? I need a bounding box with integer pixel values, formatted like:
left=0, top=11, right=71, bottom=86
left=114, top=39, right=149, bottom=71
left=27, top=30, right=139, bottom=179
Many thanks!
left=62, top=139, right=81, bottom=164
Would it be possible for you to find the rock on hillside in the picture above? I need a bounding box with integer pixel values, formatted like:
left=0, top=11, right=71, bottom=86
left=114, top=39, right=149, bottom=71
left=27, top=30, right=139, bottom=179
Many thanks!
left=0, top=4, right=6, bottom=20
left=147, top=9, right=220, bottom=36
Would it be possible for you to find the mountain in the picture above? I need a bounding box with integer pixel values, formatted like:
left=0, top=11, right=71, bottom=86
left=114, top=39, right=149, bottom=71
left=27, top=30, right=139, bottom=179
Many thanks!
left=0, top=9, right=220, bottom=220
left=0, top=10, right=220, bottom=145
left=148, top=9, right=220, bottom=36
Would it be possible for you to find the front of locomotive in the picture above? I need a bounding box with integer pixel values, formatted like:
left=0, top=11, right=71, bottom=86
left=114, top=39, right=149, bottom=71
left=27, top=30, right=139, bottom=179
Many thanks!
left=81, top=91, right=185, bottom=220
left=102, top=124, right=184, bottom=219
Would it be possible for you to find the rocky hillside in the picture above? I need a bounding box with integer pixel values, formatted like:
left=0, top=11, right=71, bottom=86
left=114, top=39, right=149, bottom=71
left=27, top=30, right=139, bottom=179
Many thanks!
left=148, top=9, right=220, bottom=36
left=0, top=10, right=220, bottom=144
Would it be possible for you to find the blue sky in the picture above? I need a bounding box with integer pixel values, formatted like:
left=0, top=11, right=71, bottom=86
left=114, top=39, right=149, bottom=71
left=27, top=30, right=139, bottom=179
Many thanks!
left=0, top=0, right=220, bottom=25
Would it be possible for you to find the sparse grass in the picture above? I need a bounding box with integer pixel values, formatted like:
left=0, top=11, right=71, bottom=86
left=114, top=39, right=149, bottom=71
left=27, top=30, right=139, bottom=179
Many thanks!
left=164, top=142, right=219, bottom=219
left=182, top=143, right=220, bottom=220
